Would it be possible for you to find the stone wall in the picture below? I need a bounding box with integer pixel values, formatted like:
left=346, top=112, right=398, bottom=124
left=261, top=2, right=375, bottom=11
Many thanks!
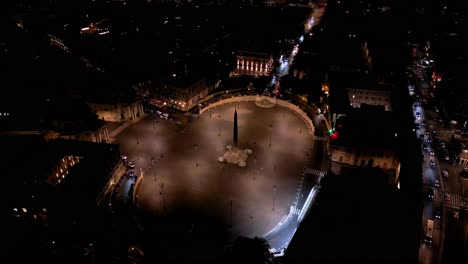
left=199, top=95, right=315, bottom=135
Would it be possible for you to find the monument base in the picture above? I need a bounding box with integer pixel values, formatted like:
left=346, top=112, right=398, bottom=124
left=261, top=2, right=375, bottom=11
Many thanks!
left=218, top=145, right=253, bottom=167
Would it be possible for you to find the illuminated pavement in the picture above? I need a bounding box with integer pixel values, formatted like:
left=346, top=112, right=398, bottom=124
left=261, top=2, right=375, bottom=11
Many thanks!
left=113, top=101, right=315, bottom=242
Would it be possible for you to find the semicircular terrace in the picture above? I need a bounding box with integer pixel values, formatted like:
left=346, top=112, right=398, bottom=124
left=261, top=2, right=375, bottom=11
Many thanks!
left=199, top=95, right=315, bottom=135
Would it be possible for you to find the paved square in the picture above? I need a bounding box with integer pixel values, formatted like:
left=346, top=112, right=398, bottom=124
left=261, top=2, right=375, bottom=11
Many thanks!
left=114, top=101, right=314, bottom=240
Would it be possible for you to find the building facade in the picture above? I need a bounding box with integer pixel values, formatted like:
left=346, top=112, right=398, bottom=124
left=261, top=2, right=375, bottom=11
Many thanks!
left=139, top=79, right=215, bottom=112
left=328, top=108, right=401, bottom=183
left=232, top=51, right=273, bottom=77
left=86, top=99, right=145, bottom=122
left=348, top=88, right=392, bottom=111
left=44, top=122, right=111, bottom=143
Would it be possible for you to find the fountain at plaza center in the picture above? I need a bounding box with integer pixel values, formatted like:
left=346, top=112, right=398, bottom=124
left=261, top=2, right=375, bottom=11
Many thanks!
left=218, top=109, right=253, bottom=167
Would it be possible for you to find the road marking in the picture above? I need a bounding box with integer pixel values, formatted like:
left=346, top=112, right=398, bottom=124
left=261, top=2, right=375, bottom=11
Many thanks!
left=303, top=168, right=326, bottom=177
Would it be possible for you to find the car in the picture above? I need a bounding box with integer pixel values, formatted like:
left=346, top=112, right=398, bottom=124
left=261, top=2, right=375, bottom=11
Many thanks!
left=429, top=160, right=435, bottom=167
left=422, top=121, right=426, bottom=126
left=435, top=211, right=441, bottom=219
left=434, top=180, right=439, bottom=188
left=424, top=131, right=430, bottom=135
left=442, top=170, right=449, bottom=178
left=431, top=129, right=436, bottom=134
left=128, top=171, right=135, bottom=177
left=427, top=190, right=434, bottom=199
left=121, top=155, right=128, bottom=160
left=453, top=210, right=459, bottom=219
left=430, top=150, right=435, bottom=156
left=127, top=161, right=136, bottom=169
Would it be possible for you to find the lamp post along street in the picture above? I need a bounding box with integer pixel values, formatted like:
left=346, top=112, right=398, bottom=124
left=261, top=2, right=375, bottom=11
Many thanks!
left=273, top=185, right=276, bottom=211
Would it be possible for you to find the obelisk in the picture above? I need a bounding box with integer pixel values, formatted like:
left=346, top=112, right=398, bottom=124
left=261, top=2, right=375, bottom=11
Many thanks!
left=233, top=109, right=238, bottom=145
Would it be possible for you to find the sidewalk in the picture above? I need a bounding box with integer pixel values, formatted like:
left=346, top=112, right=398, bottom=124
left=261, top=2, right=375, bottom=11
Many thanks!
left=107, top=113, right=148, bottom=143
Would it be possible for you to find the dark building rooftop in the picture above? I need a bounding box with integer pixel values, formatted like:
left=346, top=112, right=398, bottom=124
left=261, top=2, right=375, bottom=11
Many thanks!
left=48, top=139, right=121, bottom=200
left=284, top=167, right=418, bottom=263
left=4, top=137, right=120, bottom=208
left=5, top=136, right=121, bottom=263
left=331, top=106, right=398, bottom=150
left=82, top=72, right=138, bottom=105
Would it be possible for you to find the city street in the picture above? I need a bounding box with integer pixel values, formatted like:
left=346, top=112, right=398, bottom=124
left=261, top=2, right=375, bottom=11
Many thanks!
left=113, top=101, right=316, bottom=243
left=410, top=50, right=468, bottom=264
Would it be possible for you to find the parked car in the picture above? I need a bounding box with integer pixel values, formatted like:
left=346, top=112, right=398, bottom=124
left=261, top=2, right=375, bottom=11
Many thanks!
left=434, top=180, right=439, bottom=188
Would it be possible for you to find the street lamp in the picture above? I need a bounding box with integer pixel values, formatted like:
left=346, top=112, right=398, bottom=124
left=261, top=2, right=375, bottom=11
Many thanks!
left=272, top=185, right=276, bottom=211
left=269, top=123, right=272, bottom=148
left=194, top=143, right=199, bottom=167
left=253, top=157, right=257, bottom=181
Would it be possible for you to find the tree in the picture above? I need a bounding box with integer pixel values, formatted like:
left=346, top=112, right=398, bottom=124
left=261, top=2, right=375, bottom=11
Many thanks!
left=223, top=236, right=274, bottom=264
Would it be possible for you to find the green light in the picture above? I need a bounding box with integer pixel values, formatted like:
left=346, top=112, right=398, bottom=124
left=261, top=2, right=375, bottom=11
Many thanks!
left=328, top=129, right=333, bottom=134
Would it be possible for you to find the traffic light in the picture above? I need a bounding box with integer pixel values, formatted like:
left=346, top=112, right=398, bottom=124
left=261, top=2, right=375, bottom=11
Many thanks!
left=328, top=129, right=334, bottom=135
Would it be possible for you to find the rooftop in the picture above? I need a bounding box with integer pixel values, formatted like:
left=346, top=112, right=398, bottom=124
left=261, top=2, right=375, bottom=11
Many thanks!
left=331, top=106, right=398, bottom=150
left=284, top=167, right=417, bottom=263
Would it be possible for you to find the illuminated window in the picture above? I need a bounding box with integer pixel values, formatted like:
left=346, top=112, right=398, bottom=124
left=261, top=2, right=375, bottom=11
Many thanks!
left=60, top=169, right=63, bottom=173
left=13, top=208, right=18, bottom=212
left=22, top=208, right=27, bottom=213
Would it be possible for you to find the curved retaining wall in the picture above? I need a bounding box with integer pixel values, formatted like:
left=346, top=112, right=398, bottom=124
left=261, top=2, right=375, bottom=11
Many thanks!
left=199, top=95, right=315, bottom=135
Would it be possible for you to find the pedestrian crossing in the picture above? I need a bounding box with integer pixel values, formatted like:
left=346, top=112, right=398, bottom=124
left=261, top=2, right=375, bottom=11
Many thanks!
left=290, top=206, right=301, bottom=216
left=407, top=66, right=417, bottom=73
left=445, top=194, right=465, bottom=208
left=303, top=168, right=326, bottom=177
left=313, top=136, right=328, bottom=141
left=433, top=189, right=466, bottom=208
